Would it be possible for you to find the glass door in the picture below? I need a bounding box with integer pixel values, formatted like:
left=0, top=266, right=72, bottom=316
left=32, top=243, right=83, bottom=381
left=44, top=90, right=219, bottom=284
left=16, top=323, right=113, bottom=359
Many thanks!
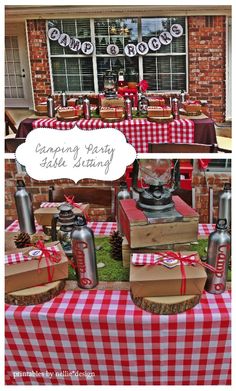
left=5, top=23, right=33, bottom=108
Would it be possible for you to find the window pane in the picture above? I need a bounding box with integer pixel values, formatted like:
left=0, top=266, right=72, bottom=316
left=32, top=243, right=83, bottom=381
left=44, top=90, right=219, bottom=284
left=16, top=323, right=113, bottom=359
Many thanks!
left=95, top=18, right=138, bottom=54
left=76, top=19, right=91, bottom=37
left=50, top=40, right=64, bottom=55
left=97, top=56, right=138, bottom=91
left=53, top=75, right=67, bottom=91
left=51, top=58, right=66, bottom=74
left=158, top=74, right=171, bottom=90
left=62, top=19, right=76, bottom=35
left=172, top=74, right=186, bottom=90
left=142, top=17, right=185, bottom=54
left=66, top=58, right=79, bottom=74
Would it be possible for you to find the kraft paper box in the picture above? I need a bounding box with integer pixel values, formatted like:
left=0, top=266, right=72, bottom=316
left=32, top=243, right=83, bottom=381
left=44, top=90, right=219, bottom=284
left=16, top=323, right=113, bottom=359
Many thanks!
left=100, top=107, right=124, bottom=119
left=35, top=204, right=89, bottom=226
left=5, top=242, right=68, bottom=293
left=100, top=96, right=125, bottom=108
left=130, top=252, right=207, bottom=297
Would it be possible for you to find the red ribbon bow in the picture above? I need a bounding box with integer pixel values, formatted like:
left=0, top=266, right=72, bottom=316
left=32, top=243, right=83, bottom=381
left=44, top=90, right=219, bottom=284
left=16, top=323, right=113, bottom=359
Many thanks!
left=155, top=251, right=217, bottom=295
left=138, top=79, right=149, bottom=93
left=64, top=195, right=90, bottom=221
left=32, top=240, right=61, bottom=283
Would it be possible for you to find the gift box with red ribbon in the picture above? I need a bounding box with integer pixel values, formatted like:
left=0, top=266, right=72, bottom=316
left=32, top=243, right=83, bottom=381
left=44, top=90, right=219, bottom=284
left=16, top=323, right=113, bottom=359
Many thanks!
left=5, top=241, right=68, bottom=293
left=34, top=202, right=90, bottom=226
left=130, top=251, right=210, bottom=297
left=100, top=106, right=124, bottom=119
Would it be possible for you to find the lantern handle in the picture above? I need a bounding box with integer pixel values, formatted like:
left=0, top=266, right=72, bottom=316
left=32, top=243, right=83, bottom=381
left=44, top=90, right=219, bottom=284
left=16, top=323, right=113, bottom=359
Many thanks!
left=51, top=213, right=59, bottom=241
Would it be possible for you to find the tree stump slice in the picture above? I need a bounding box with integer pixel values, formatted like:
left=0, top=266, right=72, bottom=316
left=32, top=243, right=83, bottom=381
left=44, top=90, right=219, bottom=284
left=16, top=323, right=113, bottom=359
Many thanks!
left=5, top=280, right=65, bottom=306
left=130, top=291, right=201, bottom=315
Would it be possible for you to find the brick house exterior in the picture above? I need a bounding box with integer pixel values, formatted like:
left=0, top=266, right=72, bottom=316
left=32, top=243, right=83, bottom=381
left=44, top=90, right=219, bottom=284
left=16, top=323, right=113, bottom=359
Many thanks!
left=24, top=15, right=228, bottom=123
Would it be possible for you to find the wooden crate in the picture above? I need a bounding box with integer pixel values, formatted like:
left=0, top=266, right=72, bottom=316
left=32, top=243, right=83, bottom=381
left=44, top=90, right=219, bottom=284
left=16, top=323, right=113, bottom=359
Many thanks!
left=119, top=197, right=199, bottom=250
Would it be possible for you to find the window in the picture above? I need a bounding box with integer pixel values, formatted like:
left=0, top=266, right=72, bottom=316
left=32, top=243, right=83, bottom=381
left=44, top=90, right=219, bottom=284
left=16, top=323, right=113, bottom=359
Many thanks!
left=49, top=19, right=94, bottom=92
left=48, top=17, right=187, bottom=93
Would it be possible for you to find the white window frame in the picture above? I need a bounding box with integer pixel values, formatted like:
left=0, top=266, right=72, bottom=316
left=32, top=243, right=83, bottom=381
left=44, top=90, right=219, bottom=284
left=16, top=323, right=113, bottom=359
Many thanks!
left=47, top=17, right=188, bottom=94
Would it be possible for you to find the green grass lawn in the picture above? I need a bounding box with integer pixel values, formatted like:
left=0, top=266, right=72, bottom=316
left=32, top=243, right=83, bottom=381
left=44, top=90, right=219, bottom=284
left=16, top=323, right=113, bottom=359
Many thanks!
left=68, top=237, right=231, bottom=282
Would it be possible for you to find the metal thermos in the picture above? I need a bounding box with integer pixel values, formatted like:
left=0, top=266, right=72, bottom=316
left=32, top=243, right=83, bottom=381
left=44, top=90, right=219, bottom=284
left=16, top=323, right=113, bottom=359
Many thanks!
left=180, top=90, right=186, bottom=103
left=14, top=180, right=36, bottom=234
left=60, top=91, right=67, bottom=107
left=47, top=95, right=55, bottom=118
left=83, top=96, right=91, bottom=119
left=71, top=215, right=98, bottom=289
left=172, top=98, right=180, bottom=119
left=117, top=181, right=131, bottom=233
left=125, top=97, right=132, bottom=120
left=218, top=183, right=231, bottom=229
left=205, top=219, right=231, bottom=294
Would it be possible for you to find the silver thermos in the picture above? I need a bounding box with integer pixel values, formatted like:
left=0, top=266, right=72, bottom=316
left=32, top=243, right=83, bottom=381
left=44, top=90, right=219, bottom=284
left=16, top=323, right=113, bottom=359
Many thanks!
left=218, top=183, right=231, bottom=229
left=47, top=95, right=55, bottom=118
left=60, top=91, right=67, bottom=107
left=205, top=218, right=231, bottom=294
left=83, top=96, right=91, bottom=119
left=180, top=89, right=186, bottom=103
left=172, top=98, right=180, bottom=119
left=125, top=97, right=132, bottom=120
left=117, top=181, right=131, bottom=233
left=71, top=215, right=98, bottom=289
left=14, top=180, right=36, bottom=234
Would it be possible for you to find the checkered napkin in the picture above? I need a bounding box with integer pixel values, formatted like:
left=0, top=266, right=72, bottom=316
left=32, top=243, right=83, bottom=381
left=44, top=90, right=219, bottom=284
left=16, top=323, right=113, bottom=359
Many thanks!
left=132, top=253, right=197, bottom=266
left=5, top=245, right=59, bottom=265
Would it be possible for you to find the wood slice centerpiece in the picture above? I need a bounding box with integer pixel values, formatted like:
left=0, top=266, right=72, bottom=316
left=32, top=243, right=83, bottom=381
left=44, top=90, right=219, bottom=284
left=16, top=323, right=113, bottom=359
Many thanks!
left=5, top=280, right=65, bottom=306
left=130, top=290, right=200, bottom=315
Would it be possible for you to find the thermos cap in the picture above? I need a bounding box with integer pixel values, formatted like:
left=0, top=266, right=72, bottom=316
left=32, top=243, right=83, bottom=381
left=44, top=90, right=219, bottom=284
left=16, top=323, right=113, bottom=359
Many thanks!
left=223, top=183, right=231, bottom=191
left=16, top=180, right=25, bottom=188
left=120, top=181, right=128, bottom=189
left=216, top=218, right=228, bottom=230
left=75, top=215, right=87, bottom=226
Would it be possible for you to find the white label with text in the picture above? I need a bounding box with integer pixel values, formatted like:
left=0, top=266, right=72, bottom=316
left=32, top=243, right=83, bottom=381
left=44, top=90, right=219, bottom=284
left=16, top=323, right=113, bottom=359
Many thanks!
left=15, top=127, right=136, bottom=182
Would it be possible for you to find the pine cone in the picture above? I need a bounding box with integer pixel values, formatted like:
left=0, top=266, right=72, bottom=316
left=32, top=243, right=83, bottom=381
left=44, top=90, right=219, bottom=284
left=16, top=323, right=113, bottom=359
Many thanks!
left=14, top=232, right=31, bottom=248
left=109, top=230, right=123, bottom=260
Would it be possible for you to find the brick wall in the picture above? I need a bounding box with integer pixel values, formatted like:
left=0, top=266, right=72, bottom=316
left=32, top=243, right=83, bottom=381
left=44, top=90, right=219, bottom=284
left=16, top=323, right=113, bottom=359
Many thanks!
left=27, top=20, right=51, bottom=106
left=188, top=16, right=226, bottom=122
left=26, top=16, right=227, bottom=122
left=192, top=170, right=231, bottom=223
left=5, top=159, right=122, bottom=225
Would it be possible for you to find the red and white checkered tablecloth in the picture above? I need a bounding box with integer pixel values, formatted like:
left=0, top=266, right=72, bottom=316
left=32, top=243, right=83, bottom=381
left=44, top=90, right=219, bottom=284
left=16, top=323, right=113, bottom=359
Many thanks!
left=198, top=224, right=216, bottom=237
left=6, top=220, right=215, bottom=238
left=32, top=118, right=195, bottom=153
left=5, top=289, right=231, bottom=385
left=5, top=220, right=118, bottom=236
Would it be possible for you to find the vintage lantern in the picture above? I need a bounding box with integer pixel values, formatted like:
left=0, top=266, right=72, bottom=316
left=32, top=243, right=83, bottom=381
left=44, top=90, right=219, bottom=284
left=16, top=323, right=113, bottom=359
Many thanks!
left=132, top=159, right=181, bottom=220
left=51, top=203, right=78, bottom=256
left=103, top=70, right=118, bottom=98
